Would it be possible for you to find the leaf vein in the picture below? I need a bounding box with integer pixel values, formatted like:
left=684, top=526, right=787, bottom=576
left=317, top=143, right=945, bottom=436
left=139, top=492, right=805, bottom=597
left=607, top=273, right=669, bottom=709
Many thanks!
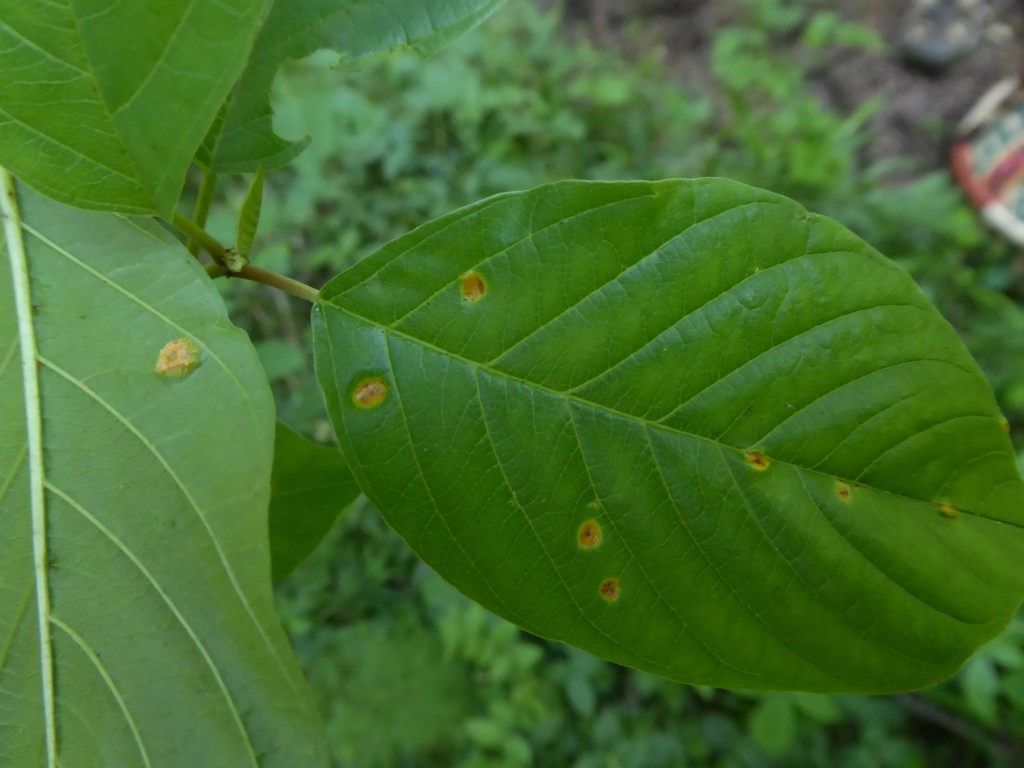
left=792, top=471, right=994, bottom=626
left=651, top=433, right=858, bottom=684
left=22, top=220, right=250, bottom=395
left=49, top=615, right=153, bottom=768
left=0, top=17, right=88, bottom=74
left=331, top=306, right=1020, bottom=526
left=472, top=370, right=675, bottom=668
left=36, top=355, right=294, bottom=687
left=720, top=447, right=949, bottom=673
left=373, top=328, right=524, bottom=623
left=489, top=200, right=774, bottom=366
left=855, top=413, right=998, bottom=483
left=381, top=191, right=660, bottom=327
left=45, top=482, right=257, bottom=767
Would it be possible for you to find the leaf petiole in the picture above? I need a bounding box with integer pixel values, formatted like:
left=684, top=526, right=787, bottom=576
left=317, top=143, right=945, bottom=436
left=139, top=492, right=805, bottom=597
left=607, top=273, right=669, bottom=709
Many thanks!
left=186, top=168, right=218, bottom=258
left=171, top=211, right=228, bottom=263
left=206, top=262, right=320, bottom=303
left=172, top=211, right=318, bottom=302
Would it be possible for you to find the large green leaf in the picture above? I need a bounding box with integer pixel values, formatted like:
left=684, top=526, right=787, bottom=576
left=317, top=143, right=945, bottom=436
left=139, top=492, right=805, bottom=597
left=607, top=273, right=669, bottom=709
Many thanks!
left=0, top=173, right=326, bottom=766
left=313, top=178, right=1024, bottom=694
left=269, top=422, right=359, bottom=581
left=203, top=0, right=506, bottom=172
left=0, top=0, right=270, bottom=214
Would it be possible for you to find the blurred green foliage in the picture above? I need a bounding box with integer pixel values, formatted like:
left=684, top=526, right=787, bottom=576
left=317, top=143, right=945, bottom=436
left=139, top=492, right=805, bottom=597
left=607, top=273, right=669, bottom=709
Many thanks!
left=211, top=0, right=1024, bottom=763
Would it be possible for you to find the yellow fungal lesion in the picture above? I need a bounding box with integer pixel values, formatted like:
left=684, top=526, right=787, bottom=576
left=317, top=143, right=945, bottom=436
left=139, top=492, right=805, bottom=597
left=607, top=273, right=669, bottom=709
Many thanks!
left=155, top=338, right=201, bottom=377
left=352, top=377, right=389, bottom=409
left=599, top=578, right=620, bottom=602
left=460, top=271, right=486, bottom=302
left=836, top=483, right=852, bottom=502
left=938, top=503, right=958, bottom=519
left=578, top=520, right=603, bottom=549
left=744, top=450, right=769, bottom=471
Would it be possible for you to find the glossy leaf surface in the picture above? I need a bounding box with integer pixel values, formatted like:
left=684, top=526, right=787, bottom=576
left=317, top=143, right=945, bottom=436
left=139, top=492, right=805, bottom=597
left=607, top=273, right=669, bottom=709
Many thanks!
left=269, top=422, right=359, bottom=580
left=204, top=0, right=506, bottom=172
left=314, top=178, right=1024, bottom=693
left=0, top=177, right=325, bottom=766
left=0, top=0, right=269, bottom=214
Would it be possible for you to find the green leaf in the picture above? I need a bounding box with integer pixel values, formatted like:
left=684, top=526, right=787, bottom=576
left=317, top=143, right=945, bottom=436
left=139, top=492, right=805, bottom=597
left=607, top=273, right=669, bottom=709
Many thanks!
left=961, top=657, right=1000, bottom=725
left=255, top=338, right=305, bottom=381
left=465, top=717, right=505, bottom=748
left=748, top=696, right=795, bottom=755
left=790, top=692, right=840, bottom=724
left=236, top=167, right=264, bottom=258
left=270, top=422, right=360, bottom=580
left=313, top=623, right=471, bottom=765
left=0, top=0, right=270, bottom=214
left=312, top=178, right=1024, bottom=693
left=0, top=174, right=326, bottom=766
left=204, top=0, right=506, bottom=172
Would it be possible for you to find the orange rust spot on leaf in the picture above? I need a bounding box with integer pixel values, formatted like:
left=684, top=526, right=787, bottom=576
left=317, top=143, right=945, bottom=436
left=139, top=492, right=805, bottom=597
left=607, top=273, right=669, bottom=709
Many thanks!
left=837, top=483, right=851, bottom=502
left=744, top=450, right=769, bottom=471
left=352, top=377, right=388, bottom=409
left=155, top=338, right=200, bottom=377
left=938, top=503, right=958, bottom=519
left=578, top=520, right=603, bottom=549
left=599, top=578, right=620, bottom=602
left=460, top=271, right=486, bottom=302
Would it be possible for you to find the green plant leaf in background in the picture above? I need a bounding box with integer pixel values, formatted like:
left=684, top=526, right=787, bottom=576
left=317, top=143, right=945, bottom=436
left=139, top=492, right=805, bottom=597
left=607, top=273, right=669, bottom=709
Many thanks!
left=0, top=0, right=270, bottom=215
left=270, top=422, right=360, bottom=580
left=203, top=0, right=506, bottom=172
left=748, top=695, right=796, bottom=755
left=0, top=174, right=325, bottom=766
left=313, top=178, right=1024, bottom=694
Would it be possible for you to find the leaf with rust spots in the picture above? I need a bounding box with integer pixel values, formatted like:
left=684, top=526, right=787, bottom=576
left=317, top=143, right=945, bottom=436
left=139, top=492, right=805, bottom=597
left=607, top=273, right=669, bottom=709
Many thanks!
left=313, top=178, right=1024, bottom=693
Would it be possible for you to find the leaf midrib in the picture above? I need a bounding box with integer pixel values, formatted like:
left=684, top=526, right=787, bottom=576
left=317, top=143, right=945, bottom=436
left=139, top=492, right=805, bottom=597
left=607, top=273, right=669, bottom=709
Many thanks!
left=1, top=166, right=56, bottom=767
left=323, top=299, right=1018, bottom=529
left=324, top=188, right=994, bottom=494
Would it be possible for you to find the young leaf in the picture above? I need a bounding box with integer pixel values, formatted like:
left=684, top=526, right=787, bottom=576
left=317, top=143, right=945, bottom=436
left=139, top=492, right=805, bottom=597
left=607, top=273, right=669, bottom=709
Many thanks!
left=236, top=167, right=265, bottom=258
left=270, top=422, right=360, bottom=580
left=313, top=178, right=1024, bottom=694
left=0, top=0, right=270, bottom=215
left=203, top=0, right=506, bottom=172
left=0, top=175, right=326, bottom=766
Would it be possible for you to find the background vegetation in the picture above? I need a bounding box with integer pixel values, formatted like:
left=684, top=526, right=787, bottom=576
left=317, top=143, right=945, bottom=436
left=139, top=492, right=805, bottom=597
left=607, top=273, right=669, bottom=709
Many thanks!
left=198, top=0, right=1024, bottom=764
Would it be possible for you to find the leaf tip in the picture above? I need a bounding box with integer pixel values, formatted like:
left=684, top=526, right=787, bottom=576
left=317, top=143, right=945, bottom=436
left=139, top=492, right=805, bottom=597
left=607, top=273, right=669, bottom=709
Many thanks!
left=351, top=377, right=389, bottom=409
left=578, top=520, right=603, bottom=549
left=155, top=338, right=201, bottom=377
